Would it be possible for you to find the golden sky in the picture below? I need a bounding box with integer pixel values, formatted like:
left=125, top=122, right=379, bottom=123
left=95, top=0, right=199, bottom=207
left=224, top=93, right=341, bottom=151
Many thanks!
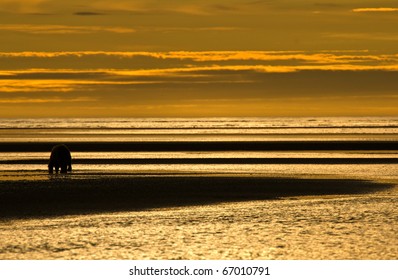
left=0, top=0, right=397, bottom=117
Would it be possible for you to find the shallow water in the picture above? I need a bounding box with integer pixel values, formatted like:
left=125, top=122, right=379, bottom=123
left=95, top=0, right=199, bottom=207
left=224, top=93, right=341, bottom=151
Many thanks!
left=1, top=192, right=397, bottom=259
left=1, top=117, right=397, bottom=143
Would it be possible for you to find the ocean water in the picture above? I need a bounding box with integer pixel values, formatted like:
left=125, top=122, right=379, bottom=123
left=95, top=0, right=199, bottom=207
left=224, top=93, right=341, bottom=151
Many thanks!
left=0, top=117, right=397, bottom=259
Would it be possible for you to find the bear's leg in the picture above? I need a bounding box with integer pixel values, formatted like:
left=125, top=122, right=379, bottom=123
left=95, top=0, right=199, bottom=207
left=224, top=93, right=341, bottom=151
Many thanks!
left=48, top=164, right=53, bottom=174
left=60, top=165, right=67, bottom=173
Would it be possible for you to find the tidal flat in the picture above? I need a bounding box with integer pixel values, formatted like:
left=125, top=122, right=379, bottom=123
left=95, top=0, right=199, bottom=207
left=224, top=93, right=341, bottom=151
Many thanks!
left=0, top=117, right=397, bottom=259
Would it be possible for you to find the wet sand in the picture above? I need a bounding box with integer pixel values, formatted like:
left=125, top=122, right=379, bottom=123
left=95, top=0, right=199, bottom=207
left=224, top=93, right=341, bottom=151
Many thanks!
left=0, top=174, right=394, bottom=219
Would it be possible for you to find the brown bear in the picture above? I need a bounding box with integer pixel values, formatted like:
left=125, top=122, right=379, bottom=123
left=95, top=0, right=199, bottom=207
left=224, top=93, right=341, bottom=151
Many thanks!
left=48, top=144, right=72, bottom=174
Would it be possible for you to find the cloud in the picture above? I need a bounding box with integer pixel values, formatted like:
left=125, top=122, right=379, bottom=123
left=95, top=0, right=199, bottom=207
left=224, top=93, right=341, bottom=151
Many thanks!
left=0, top=77, right=164, bottom=92
left=0, top=0, right=255, bottom=16
left=353, top=7, right=398, bottom=13
left=0, top=79, right=77, bottom=92
left=0, top=24, right=239, bottom=36
left=324, top=32, right=398, bottom=42
left=1, top=50, right=397, bottom=67
left=141, top=26, right=244, bottom=33
left=1, top=50, right=397, bottom=117
left=2, top=65, right=398, bottom=94
left=0, top=24, right=135, bottom=34
left=168, top=5, right=212, bottom=16
left=1, top=51, right=397, bottom=98
left=0, top=0, right=48, bottom=14
left=0, top=96, right=95, bottom=103
left=73, top=11, right=105, bottom=16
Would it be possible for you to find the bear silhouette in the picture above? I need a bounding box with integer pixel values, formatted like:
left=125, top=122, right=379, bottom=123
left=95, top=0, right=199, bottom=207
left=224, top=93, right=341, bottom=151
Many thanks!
left=48, top=144, right=72, bottom=174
